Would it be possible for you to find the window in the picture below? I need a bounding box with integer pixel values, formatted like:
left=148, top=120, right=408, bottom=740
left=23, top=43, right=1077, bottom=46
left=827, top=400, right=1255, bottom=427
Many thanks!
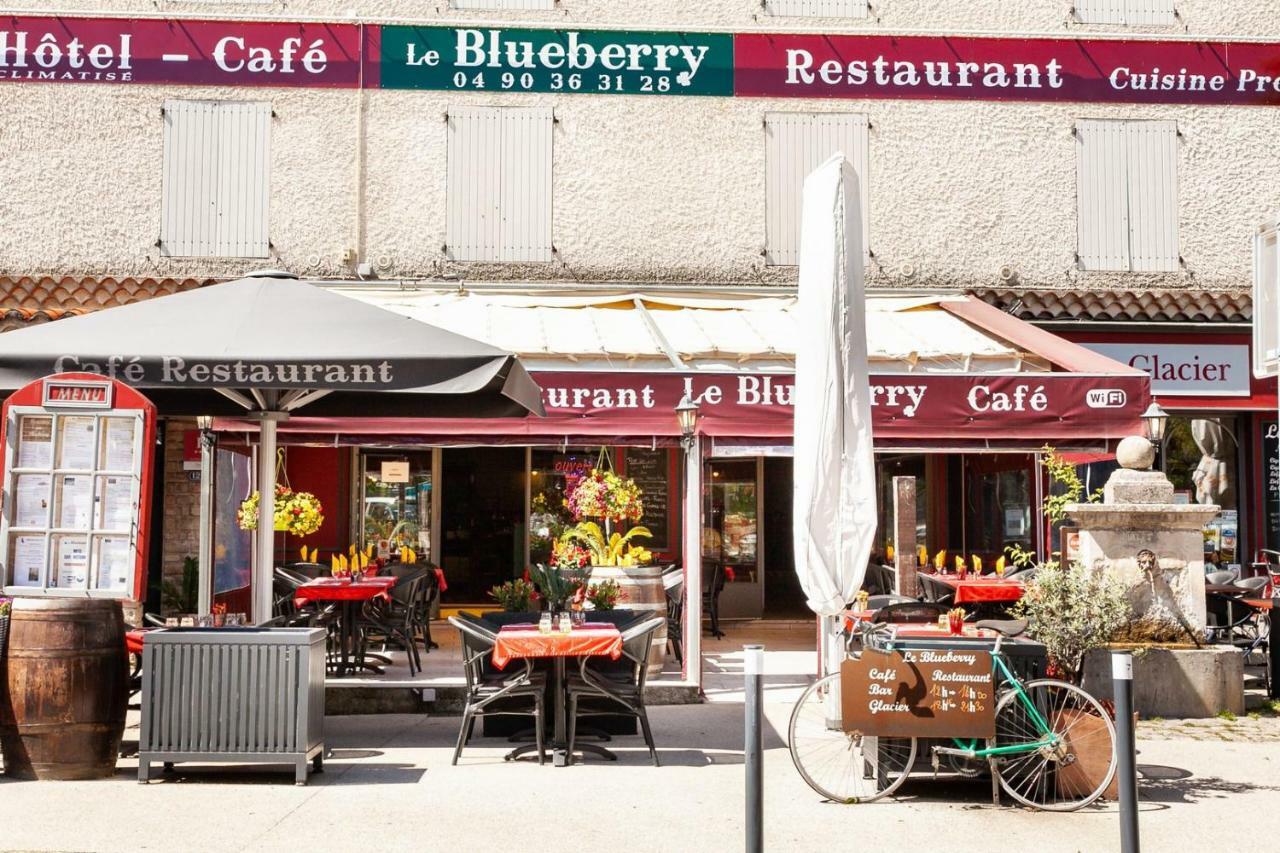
left=161, top=100, right=271, bottom=258
left=764, top=0, right=868, bottom=17
left=451, top=0, right=554, bottom=8
left=764, top=112, right=869, bottom=266
left=1075, top=0, right=1176, bottom=25
left=446, top=106, right=553, bottom=263
left=1075, top=119, right=1178, bottom=272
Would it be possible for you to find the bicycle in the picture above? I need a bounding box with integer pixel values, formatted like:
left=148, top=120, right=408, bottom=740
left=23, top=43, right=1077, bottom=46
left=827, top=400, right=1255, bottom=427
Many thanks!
left=788, top=619, right=1117, bottom=810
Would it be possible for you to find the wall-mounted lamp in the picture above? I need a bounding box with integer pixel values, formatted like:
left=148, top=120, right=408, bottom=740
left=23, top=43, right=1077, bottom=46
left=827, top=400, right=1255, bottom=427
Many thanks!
left=675, top=394, right=701, bottom=450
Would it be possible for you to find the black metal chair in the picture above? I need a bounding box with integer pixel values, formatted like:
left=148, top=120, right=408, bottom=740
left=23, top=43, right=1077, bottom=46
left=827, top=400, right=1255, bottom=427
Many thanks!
left=917, top=574, right=956, bottom=606
left=359, top=572, right=426, bottom=675
left=448, top=616, right=547, bottom=765
left=286, top=562, right=330, bottom=579
left=664, top=574, right=685, bottom=665
left=862, top=564, right=897, bottom=595
left=871, top=601, right=948, bottom=624
left=566, top=616, right=665, bottom=766
left=703, top=562, right=726, bottom=639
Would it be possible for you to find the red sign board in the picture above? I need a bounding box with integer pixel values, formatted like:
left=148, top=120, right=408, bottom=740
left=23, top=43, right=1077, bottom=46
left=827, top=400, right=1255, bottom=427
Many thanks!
left=735, top=33, right=1280, bottom=106
left=0, top=17, right=361, bottom=88
left=42, top=378, right=113, bottom=408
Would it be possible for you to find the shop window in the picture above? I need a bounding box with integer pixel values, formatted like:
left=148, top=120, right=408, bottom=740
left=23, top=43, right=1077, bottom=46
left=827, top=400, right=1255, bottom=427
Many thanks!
left=529, top=448, right=598, bottom=565
left=963, top=456, right=1033, bottom=558
left=160, top=100, right=271, bottom=258
left=1163, top=416, right=1239, bottom=570
left=361, top=452, right=432, bottom=559
left=764, top=112, right=869, bottom=265
left=1075, top=0, right=1176, bottom=26
left=446, top=106, right=553, bottom=262
left=704, top=460, right=759, bottom=583
left=1075, top=119, right=1179, bottom=272
left=875, top=454, right=928, bottom=562
left=764, top=0, right=869, bottom=17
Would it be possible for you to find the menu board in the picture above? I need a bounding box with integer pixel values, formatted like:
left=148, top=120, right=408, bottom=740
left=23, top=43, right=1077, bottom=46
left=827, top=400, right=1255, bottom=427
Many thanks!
left=57, top=416, right=97, bottom=469
left=841, top=648, right=995, bottom=739
left=98, top=475, right=134, bottom=530
left=53, top=534, right=89, bottom=589
left=101, top=417, right=136, bottom=471
left=14, top=473, right=51, bottom=527
left=1265, top=420, right=1280, bottom=552
left=17, top=415, right=53, bottom=468
left=625, top=448, right=670, bottom=549
left=94, top=536, right=131, bottom=591
left=10, top=534, right=45, bottom=586
left=57, top=474, right=94, bottom=529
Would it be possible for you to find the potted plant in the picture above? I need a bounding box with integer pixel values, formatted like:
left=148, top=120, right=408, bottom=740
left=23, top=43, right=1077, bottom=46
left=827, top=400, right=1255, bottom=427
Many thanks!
left=489, top=579, right=537, bottom=612
left=237, top=484, right=325, bottom=537
left=527, top=545, right=592, bottom=613
left=586, top=579, right=622, bottom=611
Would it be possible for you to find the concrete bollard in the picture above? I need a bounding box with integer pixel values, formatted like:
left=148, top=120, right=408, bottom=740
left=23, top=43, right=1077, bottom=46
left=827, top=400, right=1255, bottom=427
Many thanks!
left=1113, top=652, right=1140, bottom=853
left=744, top=644, right=764, bottom=853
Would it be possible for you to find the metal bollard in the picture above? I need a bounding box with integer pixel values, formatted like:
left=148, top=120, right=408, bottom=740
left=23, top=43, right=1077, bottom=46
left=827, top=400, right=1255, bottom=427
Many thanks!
left=1112, top=652, right=1140, bottom=853
left=744, top=644, right=764, bottom=853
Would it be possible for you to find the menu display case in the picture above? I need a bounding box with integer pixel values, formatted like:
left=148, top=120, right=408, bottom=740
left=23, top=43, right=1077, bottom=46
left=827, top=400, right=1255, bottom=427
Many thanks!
left=1, top=374, right=156, bottom=601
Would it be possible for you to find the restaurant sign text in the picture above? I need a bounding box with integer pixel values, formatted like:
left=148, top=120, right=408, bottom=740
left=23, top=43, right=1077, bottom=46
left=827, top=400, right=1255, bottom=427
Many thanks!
left=376, top=26, right=733, bottom=96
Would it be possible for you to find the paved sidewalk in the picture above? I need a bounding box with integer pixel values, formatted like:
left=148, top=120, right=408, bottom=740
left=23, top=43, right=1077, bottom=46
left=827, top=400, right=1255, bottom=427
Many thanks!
left=3, top=699, right=1279, bottom=853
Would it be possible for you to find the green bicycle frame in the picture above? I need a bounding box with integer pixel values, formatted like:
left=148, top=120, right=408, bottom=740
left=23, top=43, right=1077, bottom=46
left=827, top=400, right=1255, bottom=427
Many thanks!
left=944, top=651, right=1056, bottom=759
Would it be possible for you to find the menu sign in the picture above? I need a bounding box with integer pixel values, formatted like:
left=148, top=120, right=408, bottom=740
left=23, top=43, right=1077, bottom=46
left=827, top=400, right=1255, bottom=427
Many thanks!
left=841, top=648, right=995, bottom=739
left=624, top=448, right=670, bottom=549
left=1264, top=420, right=1280, bottom=552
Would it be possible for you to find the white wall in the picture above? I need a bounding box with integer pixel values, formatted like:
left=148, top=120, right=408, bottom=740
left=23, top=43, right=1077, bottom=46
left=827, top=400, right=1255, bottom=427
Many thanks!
left=1, top=1, right=1277, bottom=290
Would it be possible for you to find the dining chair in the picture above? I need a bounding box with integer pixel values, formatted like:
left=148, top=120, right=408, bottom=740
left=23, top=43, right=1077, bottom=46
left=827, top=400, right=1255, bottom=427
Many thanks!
left=359, top=574, right=425, bottom=675
left=566, top=616, right=665, bottom=767
left=447, top=616, right=547, bottom=766
left=664, top=576, right=685, bottom=665
left=917, top=574, right=955, bottom=606
left=1206, top=569, right=1239, bottom=587
left=702, top=562, right=726, bottom=639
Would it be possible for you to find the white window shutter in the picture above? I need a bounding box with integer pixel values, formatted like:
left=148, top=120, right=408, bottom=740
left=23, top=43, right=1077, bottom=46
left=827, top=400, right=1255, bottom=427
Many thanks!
left=448, top=107, right=553, bottom=262
left=764, top=0, right=869, bottom=17
left=1076, top=0, right=1176, bottom=25
left=1126, top=121, right=1178, bottom=272
left=1076, top=119, right=1131, bottom=271
left=161, top=99, right=270, bottom=258
left=451, top=0, right=554, bottom=8
left=1076, top=119, right=1177, bottom=272
left=765, top=112, right=869, bottom=266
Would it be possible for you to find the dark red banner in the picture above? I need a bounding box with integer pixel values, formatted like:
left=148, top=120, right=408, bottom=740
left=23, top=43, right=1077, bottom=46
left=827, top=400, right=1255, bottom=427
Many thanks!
left=0, top=16, right=361, bottom=87
left=735, top=33, right=1280, bottom=106
left=235, top=371, right=1150, bottom=445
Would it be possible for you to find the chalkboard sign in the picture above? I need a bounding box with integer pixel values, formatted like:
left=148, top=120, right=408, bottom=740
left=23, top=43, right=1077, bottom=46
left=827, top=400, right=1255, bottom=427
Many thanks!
left=841, top=648, right=995, bottom=739
left=625, top=448, right=670, bottom=550
left=1265, top=420, right=1280, bottom=552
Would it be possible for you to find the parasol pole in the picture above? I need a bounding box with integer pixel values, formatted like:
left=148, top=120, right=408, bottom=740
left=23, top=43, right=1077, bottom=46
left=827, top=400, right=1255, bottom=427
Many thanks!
left=254, top=407, right=287, bottom=624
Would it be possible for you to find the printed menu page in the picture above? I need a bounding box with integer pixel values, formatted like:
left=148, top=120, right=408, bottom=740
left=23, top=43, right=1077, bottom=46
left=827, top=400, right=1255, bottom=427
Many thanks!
left=99, top=475, right=134, bottom=530
left=94, top=537, right=131, bottom=591
left=11, top=534, right=45, bottom=586
left=57, top=416, right=97, bottom=470
left=57, top=474, right=94, bottom=530
left=102, top=417, right=136, bottom=471
left=14, top=473, right=52, bottom=528
left=17, top=416, right=53, bottom=468
left=54, top=536, right=89, bottom=589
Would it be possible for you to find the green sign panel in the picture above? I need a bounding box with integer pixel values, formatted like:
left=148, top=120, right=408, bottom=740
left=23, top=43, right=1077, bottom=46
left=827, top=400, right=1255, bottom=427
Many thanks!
left=379, top=26, right=733, bottom=97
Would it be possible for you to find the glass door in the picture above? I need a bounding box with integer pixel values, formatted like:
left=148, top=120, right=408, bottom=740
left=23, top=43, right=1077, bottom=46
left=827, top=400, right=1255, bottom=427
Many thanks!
left=361, top=451, right=433, bottom=561
left=704, top=459, right=762, bottom=618
left=211, top=444, right=253, bottom=616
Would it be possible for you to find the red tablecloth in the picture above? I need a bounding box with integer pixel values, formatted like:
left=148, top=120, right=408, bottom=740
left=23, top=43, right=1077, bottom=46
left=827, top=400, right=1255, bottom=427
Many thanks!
left=491, top=624, right=623, bottom=670
left=295, top=576, right=396, bottom=606
left=933, top=576, right=1026, bottom=604
left=125, top=628, right=150, bottom=656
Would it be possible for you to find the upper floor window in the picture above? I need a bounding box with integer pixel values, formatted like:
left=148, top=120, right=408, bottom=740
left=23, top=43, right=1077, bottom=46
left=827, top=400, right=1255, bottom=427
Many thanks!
left=1075, top=0, right=1176, bottom=25
left=1075, top=119, right=1179, bottom=272
left=764, top=0, right=868, bottom=17
left=446, top=106, right=553, bottom=263
left=161, top=100, right=271, bottom=259
left=764, top=112, right=869, bottom=266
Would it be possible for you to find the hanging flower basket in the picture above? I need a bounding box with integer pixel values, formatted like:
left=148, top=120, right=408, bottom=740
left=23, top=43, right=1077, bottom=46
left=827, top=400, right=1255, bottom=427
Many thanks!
left=237, top=485, right=325, bottom=537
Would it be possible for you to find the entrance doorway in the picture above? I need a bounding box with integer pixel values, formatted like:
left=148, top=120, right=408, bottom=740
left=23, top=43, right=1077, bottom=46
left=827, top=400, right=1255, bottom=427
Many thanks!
left=440, top=447, right=526, bottom=601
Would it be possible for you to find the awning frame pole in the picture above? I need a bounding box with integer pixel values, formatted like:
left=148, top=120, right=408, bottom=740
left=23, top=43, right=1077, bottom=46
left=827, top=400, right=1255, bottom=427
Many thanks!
left=254, top=405, right=286, bottom=624
left=196, top=423, right=216, bottom=616
left=682, top=433, right=703, bottom=688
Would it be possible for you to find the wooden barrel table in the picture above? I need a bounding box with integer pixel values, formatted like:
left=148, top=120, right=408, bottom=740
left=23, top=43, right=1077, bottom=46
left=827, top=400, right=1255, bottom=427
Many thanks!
left=0, top=597, right=128, bottom=780
left=590, top=565, right=668, bottom=677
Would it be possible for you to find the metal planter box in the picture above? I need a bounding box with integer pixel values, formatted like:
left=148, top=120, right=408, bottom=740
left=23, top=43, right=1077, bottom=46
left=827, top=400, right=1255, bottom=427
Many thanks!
left=139, top=627, right=325, bottom=785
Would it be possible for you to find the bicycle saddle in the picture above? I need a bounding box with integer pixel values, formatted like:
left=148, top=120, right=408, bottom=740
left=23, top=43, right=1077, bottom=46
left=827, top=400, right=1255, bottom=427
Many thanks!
left=974, top=618, right=1027, bottom=637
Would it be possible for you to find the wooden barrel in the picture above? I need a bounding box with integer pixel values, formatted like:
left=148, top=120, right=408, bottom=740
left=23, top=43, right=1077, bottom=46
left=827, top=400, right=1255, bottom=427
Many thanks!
left=0, top=597, right=128, bottom=780
left=590, top=565, right=668, bottom=677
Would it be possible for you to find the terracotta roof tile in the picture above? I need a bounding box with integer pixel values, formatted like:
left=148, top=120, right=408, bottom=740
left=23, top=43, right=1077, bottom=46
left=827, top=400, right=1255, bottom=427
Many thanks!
left=970, top=288, right=1251, bottom=323
left=0, top=276, right=217, bottom=329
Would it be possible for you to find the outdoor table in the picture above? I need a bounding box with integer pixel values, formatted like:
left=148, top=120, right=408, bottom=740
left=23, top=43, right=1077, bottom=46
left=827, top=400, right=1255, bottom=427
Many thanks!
left=1206, top=583, right=1250, bottom=641
left=1242, top=598, right=1280, bottom=700
left=932, top=575, right=1027, bottom=604
left=492, top=623, right=624, bottom=767
left=295, top=576, right=397, bottom=677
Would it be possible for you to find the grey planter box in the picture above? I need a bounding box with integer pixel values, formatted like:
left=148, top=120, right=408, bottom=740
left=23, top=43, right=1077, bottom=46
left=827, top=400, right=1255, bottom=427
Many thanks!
left=139, top=627, right=326, bottom=785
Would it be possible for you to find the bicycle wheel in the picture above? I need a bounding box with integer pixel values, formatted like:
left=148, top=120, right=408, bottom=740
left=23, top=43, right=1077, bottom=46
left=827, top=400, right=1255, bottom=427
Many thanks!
left=992, top=679, right=1117, bottom=811
left=788, top=671, right=917, bottom=803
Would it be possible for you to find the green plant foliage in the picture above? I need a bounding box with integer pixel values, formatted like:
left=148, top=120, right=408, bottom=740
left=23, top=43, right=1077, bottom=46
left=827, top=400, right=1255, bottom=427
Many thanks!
left=1011, top=561, right=1131, bottom=683
left=161, top=555, right=199, bottom=614
left=1040, top=444, right=1102, bottom=524
left=587, top=579, right=622, bottom=610
left=489, top=579, right=536, bottom=612
left=527, top=563, right=591, bottom=609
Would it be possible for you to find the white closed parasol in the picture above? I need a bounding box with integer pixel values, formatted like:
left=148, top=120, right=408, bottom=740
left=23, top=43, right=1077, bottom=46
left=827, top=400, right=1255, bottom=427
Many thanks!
left=792, top=154, right=878, bottom=672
